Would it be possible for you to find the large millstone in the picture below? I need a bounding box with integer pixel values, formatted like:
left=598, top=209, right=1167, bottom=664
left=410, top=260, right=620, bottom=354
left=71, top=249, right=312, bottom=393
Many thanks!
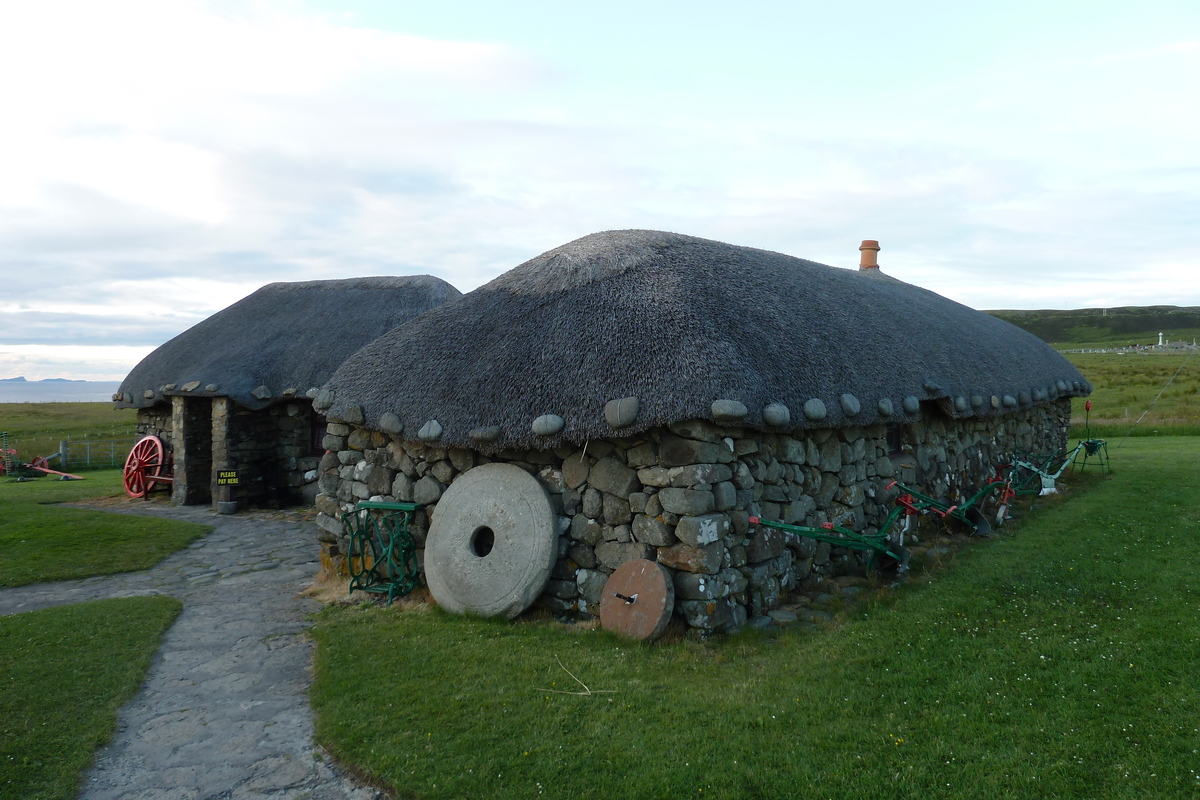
left=424, top=463, right=557, bottom=618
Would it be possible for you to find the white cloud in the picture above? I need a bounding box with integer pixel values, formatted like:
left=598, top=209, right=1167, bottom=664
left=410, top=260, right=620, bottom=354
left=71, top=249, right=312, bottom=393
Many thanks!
left=0, top=0, right=1197, bottom=381
left=0, top=345, right=156, bottom=381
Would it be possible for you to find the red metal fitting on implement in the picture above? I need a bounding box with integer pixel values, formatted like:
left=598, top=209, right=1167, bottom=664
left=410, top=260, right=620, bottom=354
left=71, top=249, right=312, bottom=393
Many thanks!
left=748, top=516, right=760, bottom=525
left=821, top=522, right=835, bottom=530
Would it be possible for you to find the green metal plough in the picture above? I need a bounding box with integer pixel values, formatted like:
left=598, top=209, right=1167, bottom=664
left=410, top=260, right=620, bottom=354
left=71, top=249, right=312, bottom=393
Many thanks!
left=342, top=500, right=423, bottom=605
left=749, top=477, right=1007, bottom=574
left=991, top=403, right=1110, bottom=519
left=748, top=513, right=912, bottom=574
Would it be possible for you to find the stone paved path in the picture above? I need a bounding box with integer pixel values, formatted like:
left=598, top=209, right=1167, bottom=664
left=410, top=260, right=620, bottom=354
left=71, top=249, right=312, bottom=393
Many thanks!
left=0, top=502, right=382, bottom=800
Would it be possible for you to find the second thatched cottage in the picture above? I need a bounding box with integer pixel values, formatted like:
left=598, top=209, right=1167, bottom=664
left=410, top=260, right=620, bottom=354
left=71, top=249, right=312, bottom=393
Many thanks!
left=116, top=276, right=461, bottom=508
left=312, top=231, right=1089, bottom=633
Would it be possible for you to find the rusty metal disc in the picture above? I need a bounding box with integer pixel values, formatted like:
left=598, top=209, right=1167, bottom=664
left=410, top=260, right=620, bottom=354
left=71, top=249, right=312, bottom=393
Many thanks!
left=600, top=559, right=674, bottom=641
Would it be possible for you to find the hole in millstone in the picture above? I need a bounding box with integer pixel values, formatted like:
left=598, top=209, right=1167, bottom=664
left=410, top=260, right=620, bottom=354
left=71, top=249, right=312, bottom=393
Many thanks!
left=470, top=526, right=495, bottom=558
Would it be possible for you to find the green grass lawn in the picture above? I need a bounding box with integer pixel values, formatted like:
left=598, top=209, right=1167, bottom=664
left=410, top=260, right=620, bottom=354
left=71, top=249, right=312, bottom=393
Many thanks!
left=1065, top=352, right=1199, bottom=437
left=0, top=469, right=208, bottom=588
left=310, top=437, right=1200, bottom=799
left=0, top=596, right=182, bottom=800
left=0, top=403, right=138, bottom=469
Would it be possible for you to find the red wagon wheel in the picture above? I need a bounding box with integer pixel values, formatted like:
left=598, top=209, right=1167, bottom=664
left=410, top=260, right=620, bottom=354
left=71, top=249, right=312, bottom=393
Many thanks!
left=123, top=436, right=165, bottom=498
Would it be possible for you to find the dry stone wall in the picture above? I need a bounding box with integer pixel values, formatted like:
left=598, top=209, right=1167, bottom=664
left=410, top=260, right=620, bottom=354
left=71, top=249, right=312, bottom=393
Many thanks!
left=214, top=399, right=320, bottom=507
left=135, top=405, right=173, bottom=449
left=136, top=398, right=321, bottom=508
left=314, top=399, right=1070, bottom=633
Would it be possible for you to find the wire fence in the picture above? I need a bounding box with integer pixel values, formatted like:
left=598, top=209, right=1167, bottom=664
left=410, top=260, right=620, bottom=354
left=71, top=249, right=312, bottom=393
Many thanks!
left=59, top=439, right=138, bottom=470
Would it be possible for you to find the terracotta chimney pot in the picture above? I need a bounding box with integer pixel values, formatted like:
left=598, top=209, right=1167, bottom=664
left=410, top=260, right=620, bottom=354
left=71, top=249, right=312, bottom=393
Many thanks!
left=859, top=240, right=880, bottom=270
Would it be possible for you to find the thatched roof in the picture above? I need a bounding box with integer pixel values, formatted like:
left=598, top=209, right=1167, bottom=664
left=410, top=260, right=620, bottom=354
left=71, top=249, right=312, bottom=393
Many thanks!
left=116, top=276, right=461, bottom=410
left=320, top=231, right=1089, bottom=450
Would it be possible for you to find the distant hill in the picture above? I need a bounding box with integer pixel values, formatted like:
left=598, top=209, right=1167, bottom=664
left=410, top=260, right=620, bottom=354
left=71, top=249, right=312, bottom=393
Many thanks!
left=1, top=376, right=87, bottom=383
left=985, top=305, right=1200, bottom=347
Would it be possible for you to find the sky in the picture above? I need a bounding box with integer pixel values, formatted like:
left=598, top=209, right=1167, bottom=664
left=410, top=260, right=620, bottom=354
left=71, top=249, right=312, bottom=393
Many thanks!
left=1, top=0, right=1198, bottom=380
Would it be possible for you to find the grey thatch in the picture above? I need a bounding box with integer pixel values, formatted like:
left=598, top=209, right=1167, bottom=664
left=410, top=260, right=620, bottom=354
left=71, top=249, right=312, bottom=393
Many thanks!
left=321, top=230, right=1089, bottom=450
left=117, top=276, right=462, bottom=410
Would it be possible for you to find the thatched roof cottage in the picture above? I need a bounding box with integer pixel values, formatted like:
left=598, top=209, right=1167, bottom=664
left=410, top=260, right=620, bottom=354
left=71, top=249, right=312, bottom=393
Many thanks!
left=117, top=276, right=461, bottom=508
left=312, top=231, right=1089, bottom=632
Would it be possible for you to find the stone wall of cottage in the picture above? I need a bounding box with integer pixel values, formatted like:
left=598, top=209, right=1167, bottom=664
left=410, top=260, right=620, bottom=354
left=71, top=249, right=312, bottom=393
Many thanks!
left=136, top=398, right=321, bottom=508
left=135, top=405, right=173, bottom=447
left=211, top=399, right=320, bottom=507
left=314, top=399, right=1071, bottom=633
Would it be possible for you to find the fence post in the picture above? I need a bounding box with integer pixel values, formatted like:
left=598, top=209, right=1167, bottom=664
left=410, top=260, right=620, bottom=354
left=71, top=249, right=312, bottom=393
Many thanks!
left=60, top=440, right=69, bottom=470
left=85, top=441, right=91, bottom=468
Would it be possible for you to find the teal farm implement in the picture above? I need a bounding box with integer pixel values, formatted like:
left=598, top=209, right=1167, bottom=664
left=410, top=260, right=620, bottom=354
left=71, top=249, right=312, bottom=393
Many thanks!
left=751, top=422, right=1109, bottom=574
left=749, top=477, right=1003, bottom=574
left=342, top=500, right=423, bottom=604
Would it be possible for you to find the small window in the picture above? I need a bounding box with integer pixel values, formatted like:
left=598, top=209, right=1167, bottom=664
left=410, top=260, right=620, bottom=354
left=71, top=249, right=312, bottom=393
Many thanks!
left=310, top=419, right=328, bottom=455
left=885, top=424, right=904, bottom=456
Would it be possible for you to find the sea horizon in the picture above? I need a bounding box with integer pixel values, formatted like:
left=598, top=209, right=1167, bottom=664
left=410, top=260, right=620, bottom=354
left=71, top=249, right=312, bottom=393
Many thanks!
left=0, top=380, right=122, bottom=403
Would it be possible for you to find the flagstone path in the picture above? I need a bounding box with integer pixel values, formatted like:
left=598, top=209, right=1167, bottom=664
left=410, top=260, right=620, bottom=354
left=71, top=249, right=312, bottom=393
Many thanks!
left=0, top=501, right=382, bottom=800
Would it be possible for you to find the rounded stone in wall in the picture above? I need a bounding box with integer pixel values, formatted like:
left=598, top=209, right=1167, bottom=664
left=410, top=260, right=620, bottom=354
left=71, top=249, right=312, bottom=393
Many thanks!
left=424, top=463, right=557, bottom=619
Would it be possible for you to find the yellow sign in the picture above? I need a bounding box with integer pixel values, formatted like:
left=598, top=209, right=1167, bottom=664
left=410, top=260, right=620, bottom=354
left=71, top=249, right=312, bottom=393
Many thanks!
left=216, top=470, right=239, bottom=486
